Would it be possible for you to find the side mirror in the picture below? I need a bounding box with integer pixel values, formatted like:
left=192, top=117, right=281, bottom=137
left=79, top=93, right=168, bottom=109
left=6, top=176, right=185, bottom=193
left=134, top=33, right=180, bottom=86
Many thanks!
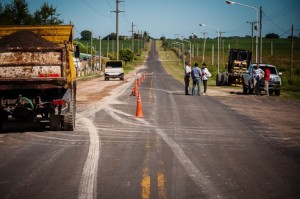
left=74, top=45, right=80, bottom=58
left=278, top=72, right=282, bottom=76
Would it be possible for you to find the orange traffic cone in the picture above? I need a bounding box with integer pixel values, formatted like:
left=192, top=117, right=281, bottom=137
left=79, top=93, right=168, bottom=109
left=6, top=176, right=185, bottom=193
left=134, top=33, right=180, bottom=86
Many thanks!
left=130, top=80, right=139, bottom=96
left=136, top=93, right=143, bottom=118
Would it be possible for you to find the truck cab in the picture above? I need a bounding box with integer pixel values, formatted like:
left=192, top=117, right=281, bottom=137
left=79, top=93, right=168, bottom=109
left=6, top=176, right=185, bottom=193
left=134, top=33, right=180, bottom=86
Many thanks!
left=104, top=60, right=124, bottom=81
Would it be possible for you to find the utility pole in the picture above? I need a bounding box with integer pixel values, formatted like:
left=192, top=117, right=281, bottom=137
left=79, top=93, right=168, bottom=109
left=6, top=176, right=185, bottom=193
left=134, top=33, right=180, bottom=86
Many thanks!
left=99, top=36, right=102, bottom=71
left=247, top=21, right=255, bottom=62
left=290, top=24, right=294, bottom=79
left=112, top=0, right=124, bottom=60
left=137, top=30, right=140, bottom=54
left=219, top=31, right=225, bottom=68
left=90, top=31, right=93, bottom=70
left=130, top=22, right=136, bottom=53
left=259, top=6, right=262, bottom=63
left=107, top=37, right=109, bottom=57
left=201, top=32, right=208, bottom=63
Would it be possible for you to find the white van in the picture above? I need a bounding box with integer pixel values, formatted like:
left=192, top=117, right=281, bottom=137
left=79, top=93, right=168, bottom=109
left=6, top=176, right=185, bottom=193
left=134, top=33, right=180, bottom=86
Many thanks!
left=104, top=60, right=124, bottom=81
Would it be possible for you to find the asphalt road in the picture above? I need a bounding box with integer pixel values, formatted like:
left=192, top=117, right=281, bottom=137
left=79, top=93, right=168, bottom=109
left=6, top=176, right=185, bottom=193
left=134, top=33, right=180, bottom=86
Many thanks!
left=0, top=40, right=300, bottom=199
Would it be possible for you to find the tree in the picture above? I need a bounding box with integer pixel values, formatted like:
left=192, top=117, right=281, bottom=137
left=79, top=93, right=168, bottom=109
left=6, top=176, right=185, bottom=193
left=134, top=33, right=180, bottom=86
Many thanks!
left=0, top=0, right=32, bottom=25
left=33, top=2, right=63, bottom=25
left=266, top=33, right=279, bottom=39
left=81, top=30, right=92, bottom=40
left=103, top=33, right=117, bottom=40
left=0, top=0, right=63, bottom=25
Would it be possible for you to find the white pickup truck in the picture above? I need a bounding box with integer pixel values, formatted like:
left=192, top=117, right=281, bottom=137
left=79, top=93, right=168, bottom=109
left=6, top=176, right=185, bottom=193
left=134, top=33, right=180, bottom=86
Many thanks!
left=104, top=60, right=124, bottom=81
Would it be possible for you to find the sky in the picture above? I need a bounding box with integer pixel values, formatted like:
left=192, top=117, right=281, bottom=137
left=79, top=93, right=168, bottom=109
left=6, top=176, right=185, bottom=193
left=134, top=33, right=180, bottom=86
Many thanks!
left=1, top=0, right=300, bottom=39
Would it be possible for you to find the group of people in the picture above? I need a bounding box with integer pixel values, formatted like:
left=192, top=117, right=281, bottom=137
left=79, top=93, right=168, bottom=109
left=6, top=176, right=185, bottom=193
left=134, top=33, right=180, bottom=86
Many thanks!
left=184, top=61, right=211, bottom=96
left=252, top=64, right=271, bottom=96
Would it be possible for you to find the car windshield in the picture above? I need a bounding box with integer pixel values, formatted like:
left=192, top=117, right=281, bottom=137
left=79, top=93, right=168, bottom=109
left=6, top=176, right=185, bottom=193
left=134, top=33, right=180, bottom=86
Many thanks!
left=259, top=66, right=277, bottom=75
left=106, top=61, right=122, bottom=68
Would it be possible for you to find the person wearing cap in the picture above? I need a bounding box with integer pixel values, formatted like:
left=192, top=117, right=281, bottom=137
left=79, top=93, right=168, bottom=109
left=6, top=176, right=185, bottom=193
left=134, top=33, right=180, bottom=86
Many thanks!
left=184, top=61, right=192, bottom=95
left=191, top=63, right=202, bottom=96
left=201, top=63, right=211, bottom=95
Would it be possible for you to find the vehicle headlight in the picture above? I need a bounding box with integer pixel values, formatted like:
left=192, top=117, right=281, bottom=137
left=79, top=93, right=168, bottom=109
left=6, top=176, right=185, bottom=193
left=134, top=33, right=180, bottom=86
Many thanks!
left=273, top=76, right=281, bottom=85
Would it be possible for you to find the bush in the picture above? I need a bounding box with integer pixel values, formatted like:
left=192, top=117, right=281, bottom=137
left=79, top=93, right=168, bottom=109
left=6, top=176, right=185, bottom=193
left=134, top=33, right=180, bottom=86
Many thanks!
left=120, top=48, right=134, bottom=63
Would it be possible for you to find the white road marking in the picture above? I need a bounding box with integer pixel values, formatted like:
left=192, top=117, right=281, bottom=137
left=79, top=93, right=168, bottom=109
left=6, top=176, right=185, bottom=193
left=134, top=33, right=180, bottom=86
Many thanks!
left=76, top=73, right=141, bottom=199
left=78, top=116, right=100, bottom=199
left=156, top=129, right=222, bottom=198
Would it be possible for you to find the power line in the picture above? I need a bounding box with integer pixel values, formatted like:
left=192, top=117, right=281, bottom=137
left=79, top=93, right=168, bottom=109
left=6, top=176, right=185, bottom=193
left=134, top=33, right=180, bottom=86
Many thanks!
left=267, top=0, right=300, bottom=20
left=262, top=11, right=286, bottom=32
left=106, top=0, right=114, bottom=10
left=82, top=0, right=110, bottom=17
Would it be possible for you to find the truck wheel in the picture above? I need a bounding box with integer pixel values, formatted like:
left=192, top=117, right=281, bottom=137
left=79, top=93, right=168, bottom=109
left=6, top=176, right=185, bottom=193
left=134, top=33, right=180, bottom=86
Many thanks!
left=275, top=90, right=281, bottom=96
left=50, top=115, right=62, bottom=131
left=63, top=99, right=75, bottom=131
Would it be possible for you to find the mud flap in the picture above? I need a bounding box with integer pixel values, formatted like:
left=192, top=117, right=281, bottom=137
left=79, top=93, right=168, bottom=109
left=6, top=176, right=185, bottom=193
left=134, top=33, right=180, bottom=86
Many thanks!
left=50, top=115, right=62, bottom=131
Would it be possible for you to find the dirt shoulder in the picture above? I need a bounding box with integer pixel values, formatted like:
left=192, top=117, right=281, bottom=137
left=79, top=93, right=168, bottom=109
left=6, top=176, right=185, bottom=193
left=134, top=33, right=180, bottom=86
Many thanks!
left=76, top=65, right=146, bottom=111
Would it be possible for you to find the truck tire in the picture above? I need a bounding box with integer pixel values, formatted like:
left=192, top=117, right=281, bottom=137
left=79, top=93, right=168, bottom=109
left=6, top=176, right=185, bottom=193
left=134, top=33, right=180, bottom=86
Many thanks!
left=275, top=90, right=281, bottom=96
left=50, top=115, right=62, bottom=131
left=63, top=99, right=75, bottom=131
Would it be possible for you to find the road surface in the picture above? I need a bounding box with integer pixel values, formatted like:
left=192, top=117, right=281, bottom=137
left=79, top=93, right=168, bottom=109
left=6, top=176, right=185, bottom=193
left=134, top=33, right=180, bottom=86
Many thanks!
left=0, top=40, right=300, bottom=199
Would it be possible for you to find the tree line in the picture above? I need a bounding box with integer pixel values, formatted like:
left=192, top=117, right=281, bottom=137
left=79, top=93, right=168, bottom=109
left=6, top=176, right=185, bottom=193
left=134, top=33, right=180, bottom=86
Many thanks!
left=0, top=0, right=63, bottom=25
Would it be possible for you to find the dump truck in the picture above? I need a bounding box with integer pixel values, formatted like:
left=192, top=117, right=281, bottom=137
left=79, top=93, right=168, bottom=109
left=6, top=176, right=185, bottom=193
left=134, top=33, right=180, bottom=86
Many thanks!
left=0, top=25, right=76, bottom=131
left=216, top=49, right=252, bottom=86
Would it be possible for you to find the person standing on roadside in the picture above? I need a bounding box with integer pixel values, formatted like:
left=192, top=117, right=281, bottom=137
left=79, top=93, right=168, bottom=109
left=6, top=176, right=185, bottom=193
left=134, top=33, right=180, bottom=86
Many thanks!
left=201, top=63, right=211, bottom=95
left=184, top=61, right=192, bottom=95
left=252, top=64, right=265, bottom=95
left=264, top=67, right=271, bottom=96
left=191, top=63, right=202, bottom=96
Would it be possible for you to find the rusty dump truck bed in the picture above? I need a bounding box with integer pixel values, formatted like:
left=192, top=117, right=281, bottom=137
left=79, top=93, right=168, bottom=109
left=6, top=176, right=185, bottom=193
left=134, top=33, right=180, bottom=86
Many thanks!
left=0, top=25, right=76, bottom=131
left=0, top=25, right=76, bottom=90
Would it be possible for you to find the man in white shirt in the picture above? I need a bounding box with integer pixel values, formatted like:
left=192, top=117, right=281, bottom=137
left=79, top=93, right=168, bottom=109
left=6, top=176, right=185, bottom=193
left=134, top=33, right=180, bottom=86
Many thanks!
left=252, top=64, right=265, bottom=95
left=184, top=61, right=191, bottom=95
left=201, top=63, right=211, bottom=95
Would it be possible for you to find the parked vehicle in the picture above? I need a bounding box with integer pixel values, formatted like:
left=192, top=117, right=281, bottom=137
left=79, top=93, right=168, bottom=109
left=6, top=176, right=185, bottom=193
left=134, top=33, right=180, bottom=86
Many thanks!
left=0, top=25, right=76, bottom=131
left=217, top=49, right=252, bottom=86
left=242, top=64, right=282, bottom=96
left=104, top=60, right=124, bottom=81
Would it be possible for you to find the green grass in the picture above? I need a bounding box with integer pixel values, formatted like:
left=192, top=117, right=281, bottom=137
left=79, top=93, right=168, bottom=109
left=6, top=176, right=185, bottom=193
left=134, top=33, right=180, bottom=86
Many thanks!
left=157, top=40, right=216, bottom=87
